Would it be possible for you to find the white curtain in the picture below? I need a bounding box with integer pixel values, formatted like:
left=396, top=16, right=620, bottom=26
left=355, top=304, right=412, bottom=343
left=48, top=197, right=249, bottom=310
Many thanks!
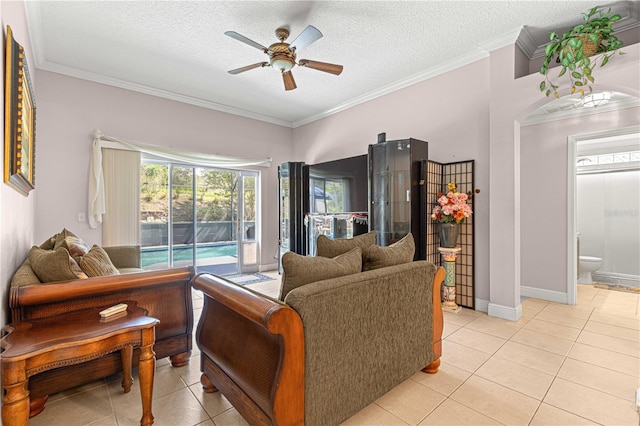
left=88, top=129, right=271, bottom=229
left=102, top=149, right=141, bottom=245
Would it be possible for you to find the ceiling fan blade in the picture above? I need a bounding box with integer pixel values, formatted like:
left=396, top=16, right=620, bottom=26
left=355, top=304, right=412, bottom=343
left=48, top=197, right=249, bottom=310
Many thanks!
left=298, top=59, right=343, bottom=75
left=282, top=71, right=297, bottom=91
left=224, top=31, right=267, bottom=52
left=228, top=62, right=269, bottom=75
left=289, top=25, right=323, bottom=51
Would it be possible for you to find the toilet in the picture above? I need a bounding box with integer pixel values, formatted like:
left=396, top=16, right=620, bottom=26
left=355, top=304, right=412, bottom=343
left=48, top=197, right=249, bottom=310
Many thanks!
left=578, top=256, right=603, bottom=284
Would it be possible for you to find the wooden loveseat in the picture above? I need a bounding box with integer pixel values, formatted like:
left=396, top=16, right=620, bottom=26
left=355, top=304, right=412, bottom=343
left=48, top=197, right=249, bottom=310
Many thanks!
left=9, top=242, right=194, bottom=417
left=193, top=232, right=444, bottom=425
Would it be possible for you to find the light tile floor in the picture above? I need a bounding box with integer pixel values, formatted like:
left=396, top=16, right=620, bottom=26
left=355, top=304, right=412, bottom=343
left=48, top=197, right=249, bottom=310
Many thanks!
left=26, top=278, right=640, bottom=426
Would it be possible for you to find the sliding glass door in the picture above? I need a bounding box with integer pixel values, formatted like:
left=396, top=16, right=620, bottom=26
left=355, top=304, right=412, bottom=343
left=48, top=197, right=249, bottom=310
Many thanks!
left=140, top=161, right=258, bottom=274
left=237, top=172, right=258, bottom=273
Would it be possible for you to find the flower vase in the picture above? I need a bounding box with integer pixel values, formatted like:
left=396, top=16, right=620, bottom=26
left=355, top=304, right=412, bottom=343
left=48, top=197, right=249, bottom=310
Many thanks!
left=439, top=223, right=459, bottom=248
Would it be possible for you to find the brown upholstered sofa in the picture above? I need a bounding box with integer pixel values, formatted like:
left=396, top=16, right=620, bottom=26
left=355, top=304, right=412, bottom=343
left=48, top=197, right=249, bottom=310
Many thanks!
left=9, top=244, right=194, bottom=416
left=193, top=255, right=444, bottom=425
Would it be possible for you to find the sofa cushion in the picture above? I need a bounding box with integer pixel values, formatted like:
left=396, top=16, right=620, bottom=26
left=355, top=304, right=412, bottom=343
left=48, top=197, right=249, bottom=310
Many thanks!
left=279, top=247, right=362, bottom=301
left=103, top=245, right=142, bottom=270
left=364, top=233, right=415, bottom=271
left=79, top=245, right=120, bottom=277
left=10, top=259, right=42, bottom=287
left=316, top=231, right=376, bottom=266
left=54, top=228, right=91, bottom=260
left=28, top=246, right=89, bottom=283
left=39, top=234, right=57, bottom=250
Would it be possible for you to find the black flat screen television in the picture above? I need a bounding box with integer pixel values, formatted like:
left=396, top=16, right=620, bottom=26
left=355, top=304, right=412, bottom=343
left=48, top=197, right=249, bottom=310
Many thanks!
left=305, top=154, right=368, bottom=214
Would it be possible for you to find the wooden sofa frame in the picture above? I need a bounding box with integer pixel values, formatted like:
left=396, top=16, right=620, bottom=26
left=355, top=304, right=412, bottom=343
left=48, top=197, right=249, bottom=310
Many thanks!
left=193, top=266, right=445, bottom=425
left=8, top=266, right=194, bottom=416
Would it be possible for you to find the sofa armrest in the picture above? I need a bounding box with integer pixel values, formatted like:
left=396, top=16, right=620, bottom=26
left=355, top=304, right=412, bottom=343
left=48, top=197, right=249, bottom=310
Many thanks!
left=192, top=273, right=304, bottom=425
left=9, top=267, right=194, bottom=325
left=432, top=266, right=445, bottom=360
left=103, top=245, right=141, bottom=269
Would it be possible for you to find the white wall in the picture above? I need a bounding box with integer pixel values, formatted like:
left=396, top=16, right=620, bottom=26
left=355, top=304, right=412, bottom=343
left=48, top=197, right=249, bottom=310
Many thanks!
left=293, top=60, right=492, bottom=304
left=34, top=70, right=293, bottom=270
left=295, top=42, right=640, bottom=319
left=577, top=170, right=640, bottom=276
left=4, top=0, right=640, bottom=321
left=493, top=41, right=640, bottom=314
left=520, top=108, right=640, bottom=291
left=1, top=1, right=37, bottom=326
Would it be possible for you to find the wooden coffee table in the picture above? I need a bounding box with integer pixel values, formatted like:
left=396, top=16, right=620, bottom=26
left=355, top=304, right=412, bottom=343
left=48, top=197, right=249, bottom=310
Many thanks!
left=1, top=304, right=159, bottom=426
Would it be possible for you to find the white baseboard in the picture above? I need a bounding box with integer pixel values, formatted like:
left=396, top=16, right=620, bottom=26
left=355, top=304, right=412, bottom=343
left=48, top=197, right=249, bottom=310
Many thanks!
left=260, top=263, right=279, bottom=273
left=593, top=271, right=640, bottom=287
left=521, top=286, right=568, bottom=304
left=475, top=299, right=489, bottom=313
left=488, top=303, right=522, bottom=321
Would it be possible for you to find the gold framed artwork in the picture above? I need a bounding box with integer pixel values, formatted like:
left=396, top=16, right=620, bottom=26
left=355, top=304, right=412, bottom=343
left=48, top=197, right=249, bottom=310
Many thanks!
left=4, top=25, right=36, bottom=195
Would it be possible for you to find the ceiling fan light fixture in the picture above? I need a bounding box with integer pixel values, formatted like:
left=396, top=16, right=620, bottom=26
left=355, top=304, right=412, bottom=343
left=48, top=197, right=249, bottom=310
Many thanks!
left=271, top=56, right=295, bottom=73
left=225, top=25, right=342, bottom=91
left=582, top=91, right=611, bottom=108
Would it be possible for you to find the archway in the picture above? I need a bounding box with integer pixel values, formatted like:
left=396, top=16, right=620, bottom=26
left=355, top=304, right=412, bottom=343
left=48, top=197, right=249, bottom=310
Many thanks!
left=517, top=90, right=640, bottom=305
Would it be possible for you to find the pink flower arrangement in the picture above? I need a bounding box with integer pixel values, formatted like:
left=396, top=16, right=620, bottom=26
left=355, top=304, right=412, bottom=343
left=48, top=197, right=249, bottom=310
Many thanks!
left=431, top=182, right=473, bottom=224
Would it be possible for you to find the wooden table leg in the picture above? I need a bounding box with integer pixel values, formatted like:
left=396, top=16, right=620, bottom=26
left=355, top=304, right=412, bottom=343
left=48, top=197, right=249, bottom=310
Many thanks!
left=121, top=345, right=133, bottom=393
left=2, top=361, right=29, bottom=426
left=138, top=328, right=156, bottom=426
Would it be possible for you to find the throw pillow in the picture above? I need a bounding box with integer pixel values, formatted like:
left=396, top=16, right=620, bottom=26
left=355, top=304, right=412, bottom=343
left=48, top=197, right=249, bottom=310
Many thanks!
left=54, top=228, right=91, bottom=260
left=39, top=234, right=58, bottom=250
left=279, top=247, right=362, bottom=301
left=28, top=246, right=89, bottom=283
left=316, top=231, right=376, bottom=266
left=79, top=245, right=120, bottom=277
left=364, top=232, right=415, bottom=271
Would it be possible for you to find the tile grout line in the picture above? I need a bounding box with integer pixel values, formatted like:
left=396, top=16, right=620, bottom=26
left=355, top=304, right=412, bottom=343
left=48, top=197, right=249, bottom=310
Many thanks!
left=440, top=313, right=528, bottom=425
left=103, top=376, right=119, bottom=426
left=370, top=401, right=412, bottom=425
left=185, top=380, right=215, bottom=424
left=532, top=300, right=624, bottom=425
left=468, top=315, right=548, bottom=425
left=525, top=302, right=569, bottom=426
left=558, top=306, right=640, bottom=404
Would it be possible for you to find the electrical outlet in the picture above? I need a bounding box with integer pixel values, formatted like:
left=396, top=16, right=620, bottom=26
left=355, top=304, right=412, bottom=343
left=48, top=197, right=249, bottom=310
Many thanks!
left=78, top=212, right=86, bottom=222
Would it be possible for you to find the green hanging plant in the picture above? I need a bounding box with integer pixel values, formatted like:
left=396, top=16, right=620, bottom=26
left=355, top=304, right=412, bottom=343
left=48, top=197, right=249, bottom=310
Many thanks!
left=539, top=6, right=624, bottom=98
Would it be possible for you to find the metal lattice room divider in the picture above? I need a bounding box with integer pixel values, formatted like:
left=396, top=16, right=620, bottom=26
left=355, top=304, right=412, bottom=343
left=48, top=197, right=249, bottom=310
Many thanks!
left=427, top=160, right=475, bottom=309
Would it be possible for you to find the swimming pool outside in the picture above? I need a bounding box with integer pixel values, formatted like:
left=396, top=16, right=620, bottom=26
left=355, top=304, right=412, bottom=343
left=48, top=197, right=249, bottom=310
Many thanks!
left=141, top=242, right=237, bottom=267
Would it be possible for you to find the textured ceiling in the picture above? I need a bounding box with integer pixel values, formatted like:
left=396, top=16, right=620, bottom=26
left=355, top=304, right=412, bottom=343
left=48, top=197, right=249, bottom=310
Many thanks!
left=24, top=1, right=639, bottom=127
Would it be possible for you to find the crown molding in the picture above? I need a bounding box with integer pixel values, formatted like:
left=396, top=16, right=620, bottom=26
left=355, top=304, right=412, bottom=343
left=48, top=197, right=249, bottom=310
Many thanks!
left=25, top=1, right=294, bottom=128
left=294, top=27, right=527, bottom=128
left=38, top=61, right=295, bottom=128
left=515, top=26, right=539, bottom=59
left=528, top=20, right=640, bottom=59
left=292, top=49, right=489, bottom=128
left=521, top=97, right=640, bottom=126
left=34, top=46, right=491, bottom=130
left=478, top=27, right=524, bottom=53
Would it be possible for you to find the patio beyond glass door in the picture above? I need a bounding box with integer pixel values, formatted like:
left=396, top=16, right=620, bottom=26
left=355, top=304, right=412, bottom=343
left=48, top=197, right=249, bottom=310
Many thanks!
left=237, top=172, right=258, bottom=273
left=140, top=162, right=258, bottom=274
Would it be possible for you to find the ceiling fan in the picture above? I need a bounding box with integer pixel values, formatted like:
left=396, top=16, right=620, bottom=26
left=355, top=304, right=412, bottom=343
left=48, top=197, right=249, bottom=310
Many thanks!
left=225, top=25, right=343, bottom=91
